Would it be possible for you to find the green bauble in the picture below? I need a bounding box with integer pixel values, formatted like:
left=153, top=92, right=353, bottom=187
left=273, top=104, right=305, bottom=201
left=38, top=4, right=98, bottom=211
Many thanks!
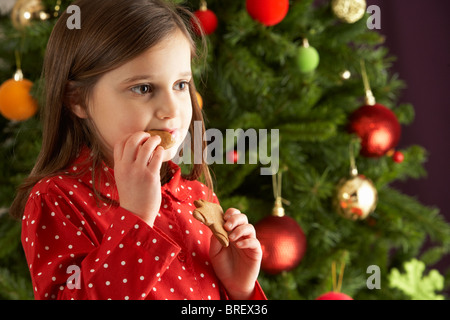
left=296, top=44, right=320, bottom=73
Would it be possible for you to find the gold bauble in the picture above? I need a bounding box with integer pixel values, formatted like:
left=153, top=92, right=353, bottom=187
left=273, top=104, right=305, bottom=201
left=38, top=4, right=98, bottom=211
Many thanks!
left=11, top=0, right=49, bottom=30
left=334, top=174, right=377, bottom=220
left=331, top=0, right=366, bottom=24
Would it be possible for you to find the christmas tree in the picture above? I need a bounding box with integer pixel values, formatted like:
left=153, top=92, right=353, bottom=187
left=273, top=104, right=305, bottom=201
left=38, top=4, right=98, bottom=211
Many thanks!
left=0, top=0, right=449, bottom=300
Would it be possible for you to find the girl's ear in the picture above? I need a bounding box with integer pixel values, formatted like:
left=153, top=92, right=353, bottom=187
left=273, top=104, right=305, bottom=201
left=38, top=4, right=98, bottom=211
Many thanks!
left=71, top=103, right=88, bottom=119
left=64, top=81, right=88, bottom=119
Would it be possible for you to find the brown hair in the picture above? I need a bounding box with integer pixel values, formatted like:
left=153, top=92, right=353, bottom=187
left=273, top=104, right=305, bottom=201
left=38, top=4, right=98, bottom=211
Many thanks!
left=10, top=0, right=212, bottom=219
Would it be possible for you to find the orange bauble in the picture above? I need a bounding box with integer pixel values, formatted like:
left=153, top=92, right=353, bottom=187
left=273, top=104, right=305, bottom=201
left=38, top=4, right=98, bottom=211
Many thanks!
left=0, top=78, right=38, bottom=121
left=195, top=91, right=203, bottom=109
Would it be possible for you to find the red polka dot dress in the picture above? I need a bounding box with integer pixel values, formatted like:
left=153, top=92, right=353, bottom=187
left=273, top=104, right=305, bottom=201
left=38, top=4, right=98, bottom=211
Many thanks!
left=21, top=148, right=266, bottom=300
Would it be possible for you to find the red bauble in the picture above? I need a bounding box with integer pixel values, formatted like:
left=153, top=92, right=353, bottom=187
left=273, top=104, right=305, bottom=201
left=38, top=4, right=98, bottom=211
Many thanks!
left=316, top=291, right=353, bottom=300
left=348, top=103, right=401, bottom=157
left=255, top=215, right=306, bottom=275
left=246, top=0, right=289, bottom=26
left=392, top=151, right=404, bottom=163
left=226, top=150, right=239, bottom=163
left=192, top=9, right=218, bottom=35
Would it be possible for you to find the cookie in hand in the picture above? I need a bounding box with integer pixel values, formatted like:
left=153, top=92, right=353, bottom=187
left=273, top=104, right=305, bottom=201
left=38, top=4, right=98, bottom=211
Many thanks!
left=193, top=199, right=229, bottom=247
left=146, top=130, right=176, bottom=149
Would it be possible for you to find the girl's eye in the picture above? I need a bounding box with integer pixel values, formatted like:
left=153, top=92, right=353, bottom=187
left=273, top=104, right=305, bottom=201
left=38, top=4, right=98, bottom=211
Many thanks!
left=131, top=84, right=152, bottom=95
left=174, top=81, right=189, bottom=91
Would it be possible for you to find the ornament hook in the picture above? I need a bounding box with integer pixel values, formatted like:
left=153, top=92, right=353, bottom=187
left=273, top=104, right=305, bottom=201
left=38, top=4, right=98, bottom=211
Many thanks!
left=360, top=60, right=376, bottom=106
left=272, top=171, right=290, bottom=217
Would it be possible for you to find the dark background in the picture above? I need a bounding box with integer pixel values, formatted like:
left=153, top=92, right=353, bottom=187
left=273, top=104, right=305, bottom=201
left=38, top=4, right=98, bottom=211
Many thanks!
left=366, top=0, right=450, bottom=273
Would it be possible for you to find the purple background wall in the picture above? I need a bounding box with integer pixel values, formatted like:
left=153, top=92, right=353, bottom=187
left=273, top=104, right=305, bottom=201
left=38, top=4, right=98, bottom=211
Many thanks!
left=366, top=0, right=450, bottom=273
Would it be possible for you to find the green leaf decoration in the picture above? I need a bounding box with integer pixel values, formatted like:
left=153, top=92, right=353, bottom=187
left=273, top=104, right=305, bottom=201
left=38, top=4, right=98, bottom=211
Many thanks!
left=388, top=259, right=444, bottom=300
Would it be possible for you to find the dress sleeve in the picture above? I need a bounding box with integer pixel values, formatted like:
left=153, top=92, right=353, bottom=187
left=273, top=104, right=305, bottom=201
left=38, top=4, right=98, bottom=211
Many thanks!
left=22, top=193, right=181, bottom=300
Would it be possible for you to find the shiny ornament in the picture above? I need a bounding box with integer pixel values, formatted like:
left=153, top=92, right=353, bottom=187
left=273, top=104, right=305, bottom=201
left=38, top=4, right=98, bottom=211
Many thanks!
left=226, top=150, right=239, bottom=164
left=192, top=2, right=218, bottom=35
left=348, top=104, right=401, bottom=157
left=296, top=39, right=320, bottom=73
left=334, top=174, right=377, bottom=220
left=11, top=0, right=49, bottom=30
left=0, top=72, right=38, bottom=121
left=195, top=91, right=203, bottom=109
left=331, top=0, right=366, bottom=24
left=246, top=0, right=289, bottom=26
left=316, top=291, right=353, bottom=300
left=255, top=214, right=306, bottom=275
left=392, top=150, right=404, bottom=163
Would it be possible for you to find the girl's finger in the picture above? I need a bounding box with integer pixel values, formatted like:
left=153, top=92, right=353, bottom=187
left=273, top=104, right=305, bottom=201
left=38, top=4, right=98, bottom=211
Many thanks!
left=122, top=132, right=151, bottom=163
left=235, top=238, right=262, bottom=256
left=228, top=223, right=256, bottom=242
left=147, top=145, right=165, bottom=173
left=224, top=212, right=248, bottom=231
left=113, top=133, right=132, bottom=163
left=223, top=208, right=241, bottom=219
left=136, top=135, right=161, bottom=167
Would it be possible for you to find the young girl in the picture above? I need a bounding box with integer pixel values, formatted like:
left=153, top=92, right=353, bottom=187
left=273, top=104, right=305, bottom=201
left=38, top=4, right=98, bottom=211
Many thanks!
left=10, top=0, right=265, bottom=300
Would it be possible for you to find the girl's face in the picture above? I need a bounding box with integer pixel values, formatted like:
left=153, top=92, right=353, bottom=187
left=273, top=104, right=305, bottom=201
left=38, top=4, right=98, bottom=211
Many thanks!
left=75, top=29, right=193, bottom=165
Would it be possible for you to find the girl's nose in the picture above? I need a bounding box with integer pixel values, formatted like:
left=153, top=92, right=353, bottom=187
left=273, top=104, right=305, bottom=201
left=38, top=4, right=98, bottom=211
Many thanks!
left=155, top=91, right=178, bottom=120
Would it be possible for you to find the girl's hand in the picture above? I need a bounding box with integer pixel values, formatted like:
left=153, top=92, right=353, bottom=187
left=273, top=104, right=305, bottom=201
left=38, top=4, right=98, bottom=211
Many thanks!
left=113, top=131, right=164, bottom=227
left=209, top=208, right=262, bottom=300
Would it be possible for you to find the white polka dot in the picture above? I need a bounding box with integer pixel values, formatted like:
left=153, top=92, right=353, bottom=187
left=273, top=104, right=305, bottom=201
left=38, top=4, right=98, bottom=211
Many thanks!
left=155, top=256, right=159, bottom=261
left=121, top=261, right=126, bottom=266
left=105, top=281, right=110, bottom=286
left=123, top=279, right=127, bottom=283
left=104, top=263, right=108, bottom=268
